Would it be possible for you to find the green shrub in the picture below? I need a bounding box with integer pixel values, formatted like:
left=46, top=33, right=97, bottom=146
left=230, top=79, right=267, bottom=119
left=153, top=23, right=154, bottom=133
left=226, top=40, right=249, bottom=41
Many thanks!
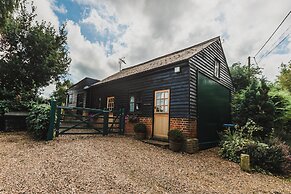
left=219, top=122, right=290, bottom=174
left=0, top=100, right=10, bottom=114
left=240, top=141, right=285, bottom=173
left=219, top=128, right=255, bottom=163
left=26, top=103, right=50, bottom=140
left=168, top=129, right=184, bottom=142
left=232, top=80, right=275, bottom=138
left=133, top=123, right=147, bottom=133
left=268, top=138, right=291, bottom=174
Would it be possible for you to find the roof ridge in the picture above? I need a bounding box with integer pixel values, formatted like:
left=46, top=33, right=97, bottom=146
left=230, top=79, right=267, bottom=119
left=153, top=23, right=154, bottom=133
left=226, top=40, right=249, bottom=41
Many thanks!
left=121, top=36, right=220, bottom=71
left=90, top=36, right=221, bottom=87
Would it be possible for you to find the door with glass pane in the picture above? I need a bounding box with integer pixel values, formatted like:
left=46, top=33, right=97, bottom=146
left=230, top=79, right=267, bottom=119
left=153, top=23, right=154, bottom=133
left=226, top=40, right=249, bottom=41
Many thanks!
left=153, top=89, right=170, bottom=139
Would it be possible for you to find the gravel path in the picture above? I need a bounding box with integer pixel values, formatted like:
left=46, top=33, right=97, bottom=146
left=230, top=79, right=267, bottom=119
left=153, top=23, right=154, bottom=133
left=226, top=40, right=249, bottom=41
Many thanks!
left=0, top=132, right=290, bottom=194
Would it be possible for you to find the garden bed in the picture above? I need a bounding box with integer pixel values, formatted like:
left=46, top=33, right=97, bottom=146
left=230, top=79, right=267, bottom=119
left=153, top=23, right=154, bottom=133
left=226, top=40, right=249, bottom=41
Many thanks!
left=0, top=132, right=290, bottom=193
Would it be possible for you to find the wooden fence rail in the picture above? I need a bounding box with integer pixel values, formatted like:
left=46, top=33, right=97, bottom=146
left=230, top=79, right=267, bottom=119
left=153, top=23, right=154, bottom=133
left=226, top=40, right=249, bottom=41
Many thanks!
left=47, top=100, right=125, bottom=140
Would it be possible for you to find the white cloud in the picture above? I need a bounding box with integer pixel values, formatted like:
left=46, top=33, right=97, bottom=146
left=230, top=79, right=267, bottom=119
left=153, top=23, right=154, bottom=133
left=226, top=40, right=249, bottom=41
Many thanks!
left=29, top=0, right=291, bottom=97
left=66, top=20, right=118, bottom=82
left=30, top=0, right=59, bottom=28
left=52, top=3, right=67, bottom=14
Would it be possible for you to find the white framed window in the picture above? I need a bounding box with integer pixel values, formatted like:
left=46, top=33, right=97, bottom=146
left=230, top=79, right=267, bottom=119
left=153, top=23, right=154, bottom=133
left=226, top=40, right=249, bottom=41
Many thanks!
left=68, top=94, right=73, bottom=104
left=214, top=59, right=220, bottom=78
left=155, top=90, right=170, bottom=113
left=107, top=97, right=115, bottom=111
left=129, top=96, right=135, bottom=112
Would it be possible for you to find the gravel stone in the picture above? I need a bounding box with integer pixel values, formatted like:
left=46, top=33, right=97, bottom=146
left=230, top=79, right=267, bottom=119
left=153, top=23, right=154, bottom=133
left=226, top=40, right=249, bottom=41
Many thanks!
left=0, top=132, right=290, bottom=193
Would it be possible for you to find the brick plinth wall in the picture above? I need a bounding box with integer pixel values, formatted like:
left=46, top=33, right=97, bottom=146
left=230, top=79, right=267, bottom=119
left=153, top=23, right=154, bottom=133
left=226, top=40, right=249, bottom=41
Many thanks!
left=124, top=119, right=135, bottom=136
left=170, top=118, right=197, bottom=138
left=125, top=116, right=196, bottom=139
left=139, top=117, right=152, bottom=138
left=124, top=117, right=152, bottom=139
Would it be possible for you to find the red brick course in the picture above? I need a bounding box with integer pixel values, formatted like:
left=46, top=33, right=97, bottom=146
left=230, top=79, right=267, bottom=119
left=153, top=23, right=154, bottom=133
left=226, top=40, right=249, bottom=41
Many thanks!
left=125, top=116, right=196, bottom=139
left=124, top=117, right=152, bottom=138
left=139, top=117, right=153, bottom=138
left=170, top=118, right=197, bottom=138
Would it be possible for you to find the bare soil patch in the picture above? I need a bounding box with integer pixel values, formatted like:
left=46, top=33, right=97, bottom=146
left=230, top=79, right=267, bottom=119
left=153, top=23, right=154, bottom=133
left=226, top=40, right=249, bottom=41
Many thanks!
left=0, top=132, right=290, bottom=193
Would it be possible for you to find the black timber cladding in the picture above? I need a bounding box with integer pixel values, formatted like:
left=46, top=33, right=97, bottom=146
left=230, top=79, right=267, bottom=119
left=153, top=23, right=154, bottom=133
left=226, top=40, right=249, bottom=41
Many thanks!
left=189, top=39, right=233, bottom=119
left=88, top=62, right=190, bottom=118
left=86, top=37, right=233, bottom=121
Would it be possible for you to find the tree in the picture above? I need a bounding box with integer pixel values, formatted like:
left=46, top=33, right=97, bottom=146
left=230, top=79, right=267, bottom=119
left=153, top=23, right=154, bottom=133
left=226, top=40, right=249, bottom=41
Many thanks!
left=0, top=0, right=71, bottom=105
left=269, top=85, right=291, bottom=135
left=230, top=62, right=261, bottom=92
left=51, top=80, right=73, bottom=104
left=277, top=62, right=291, bottom=93
left=232, top=79, right=275, bottom=138
left=0, top=0, right=18, bottom=28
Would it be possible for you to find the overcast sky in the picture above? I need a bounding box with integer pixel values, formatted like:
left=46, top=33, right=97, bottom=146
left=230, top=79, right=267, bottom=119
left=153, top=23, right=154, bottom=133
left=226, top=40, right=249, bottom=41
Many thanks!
left=34, top=0, right=291, bottom=97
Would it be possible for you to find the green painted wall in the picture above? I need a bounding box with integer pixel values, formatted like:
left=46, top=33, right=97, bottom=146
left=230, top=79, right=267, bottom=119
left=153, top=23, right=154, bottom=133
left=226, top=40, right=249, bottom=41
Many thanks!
left=197, top=73, right=231, bottom=148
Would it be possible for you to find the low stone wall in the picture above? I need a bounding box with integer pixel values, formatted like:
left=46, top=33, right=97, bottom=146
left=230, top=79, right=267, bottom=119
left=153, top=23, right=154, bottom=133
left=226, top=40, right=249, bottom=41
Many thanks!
left=0, top=115, right=5, bottom=130
left=4, top=112, right=29, bottom=131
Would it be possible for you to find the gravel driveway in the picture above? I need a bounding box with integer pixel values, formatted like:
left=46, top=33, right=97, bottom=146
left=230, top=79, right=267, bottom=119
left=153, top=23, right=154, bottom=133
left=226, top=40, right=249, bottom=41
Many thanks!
left=0, top=132, right=290, bottom=194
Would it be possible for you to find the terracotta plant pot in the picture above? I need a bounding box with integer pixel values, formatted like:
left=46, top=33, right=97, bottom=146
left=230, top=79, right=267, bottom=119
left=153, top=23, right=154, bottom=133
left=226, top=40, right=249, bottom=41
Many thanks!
left=135, top=132, right=146, bottom=140
left=169, top=140, right=183, bottom=152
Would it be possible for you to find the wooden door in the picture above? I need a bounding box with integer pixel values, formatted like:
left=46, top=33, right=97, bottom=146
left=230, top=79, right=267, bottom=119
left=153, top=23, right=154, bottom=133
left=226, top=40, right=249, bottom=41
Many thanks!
left=153, top=90, right=170, bottom=139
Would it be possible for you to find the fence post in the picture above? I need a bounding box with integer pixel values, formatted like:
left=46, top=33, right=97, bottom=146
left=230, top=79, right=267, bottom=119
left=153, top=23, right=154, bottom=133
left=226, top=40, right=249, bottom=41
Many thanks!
left=103, top=111, right=109, bottom=136
left=119, top=108, right=125, bottom=135
left=47, top=99, right=56, bottom=141
left=55, top=107, right=61, bottom=137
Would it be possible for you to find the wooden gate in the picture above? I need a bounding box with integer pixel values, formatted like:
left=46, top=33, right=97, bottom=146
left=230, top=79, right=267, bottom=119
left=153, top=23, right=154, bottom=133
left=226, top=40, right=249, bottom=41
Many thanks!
left=46, top=100, right=125, bottom=139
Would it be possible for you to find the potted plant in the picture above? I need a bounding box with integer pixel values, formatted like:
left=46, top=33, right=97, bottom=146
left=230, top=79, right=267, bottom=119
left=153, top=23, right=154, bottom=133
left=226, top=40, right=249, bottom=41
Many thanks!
left=168, top=129, right=185, bottom=152
left=134, top=123, right=147, bottom=140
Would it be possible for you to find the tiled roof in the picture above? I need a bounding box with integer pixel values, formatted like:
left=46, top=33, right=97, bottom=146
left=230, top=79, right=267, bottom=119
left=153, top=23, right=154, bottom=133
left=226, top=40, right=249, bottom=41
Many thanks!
left=69, top=77, right=99, bottom=91
left=93, top=36, right=220, bottom=86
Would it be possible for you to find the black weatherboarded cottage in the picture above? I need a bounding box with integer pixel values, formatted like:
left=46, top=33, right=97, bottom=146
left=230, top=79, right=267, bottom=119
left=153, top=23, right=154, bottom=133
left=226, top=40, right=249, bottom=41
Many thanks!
left=86, top=36, right=233, bottom=147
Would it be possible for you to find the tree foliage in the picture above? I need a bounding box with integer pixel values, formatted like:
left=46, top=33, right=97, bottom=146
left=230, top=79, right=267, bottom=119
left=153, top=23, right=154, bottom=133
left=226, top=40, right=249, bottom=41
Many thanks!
left=230, top=62, right=291, bottom=143
left=232, top=79, right=275, bottom=138
left=51, top=79, right=72, bottom=104
left=0, top=0, right=71, bottom=106
left=277, top=62, right=291, bottom=93
left=230, top=62, right=261, bottom=92
left=0, top=0, right=19, bottom=28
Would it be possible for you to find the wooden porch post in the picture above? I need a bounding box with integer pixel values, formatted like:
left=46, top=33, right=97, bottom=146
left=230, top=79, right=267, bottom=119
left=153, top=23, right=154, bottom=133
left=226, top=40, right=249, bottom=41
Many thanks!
left=47, top=99, right=56, bottom=141
left=103, top=111, right=109, bottom=136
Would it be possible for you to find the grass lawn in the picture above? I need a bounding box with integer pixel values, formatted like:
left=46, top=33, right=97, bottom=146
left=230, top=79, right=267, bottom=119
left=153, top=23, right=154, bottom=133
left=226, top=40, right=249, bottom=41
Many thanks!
left=0, top=132, right=290, bottom=193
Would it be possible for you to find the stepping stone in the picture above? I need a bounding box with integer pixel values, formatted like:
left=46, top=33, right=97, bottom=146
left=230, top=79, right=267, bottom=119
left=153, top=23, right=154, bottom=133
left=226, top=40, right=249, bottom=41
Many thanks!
left=142, top=139, right=169, bottom=149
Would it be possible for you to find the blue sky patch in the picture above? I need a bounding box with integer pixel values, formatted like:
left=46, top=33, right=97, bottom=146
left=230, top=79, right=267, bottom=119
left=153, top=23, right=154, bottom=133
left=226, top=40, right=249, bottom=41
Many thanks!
left=52, top=1, right=128, bottom=55
left=273, top=37, right=290, bottom=54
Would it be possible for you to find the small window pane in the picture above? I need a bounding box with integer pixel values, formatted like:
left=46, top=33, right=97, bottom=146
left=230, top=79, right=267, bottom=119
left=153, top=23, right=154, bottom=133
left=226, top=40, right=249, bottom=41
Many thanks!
left=156, top=106, right=161, bottom=112
left=156, top=99, right=160, bottom=106
left=165, top=106, right=168, bottom=112
left=107, top=97, right=115, bottom=111
left=165, top=99, right=168, bottom=105
left=161, top=92, right=165, bottom=98
left=156, top=93, right=161, bottom=99
left=130, top=96, right=135, bottom=112
left=165, top=92, right=169, bottom=98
